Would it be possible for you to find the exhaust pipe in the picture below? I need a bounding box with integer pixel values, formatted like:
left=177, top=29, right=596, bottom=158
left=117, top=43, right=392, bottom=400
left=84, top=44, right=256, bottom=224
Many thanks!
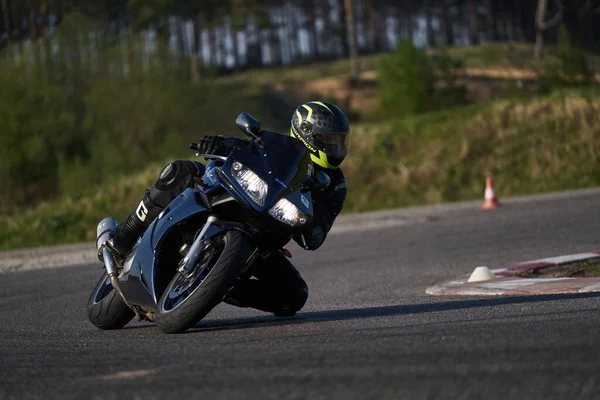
left=96, top=217, right=118, bottom=248
left=95, top=218, right=152, bottom=320
left=96, top=217, right=119, bottom=277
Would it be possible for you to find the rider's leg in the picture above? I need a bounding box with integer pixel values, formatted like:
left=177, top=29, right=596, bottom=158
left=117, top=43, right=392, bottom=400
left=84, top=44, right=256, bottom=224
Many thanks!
left=223, top=250, right=309, bottom=317
left=107, top=160, right=205, bottom=258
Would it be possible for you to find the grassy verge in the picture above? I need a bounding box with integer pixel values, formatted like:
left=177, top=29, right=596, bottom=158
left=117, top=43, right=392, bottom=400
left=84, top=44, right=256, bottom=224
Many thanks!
left=342, top=86, right=600, bottom=211
left=2, top=86, right=600, bottom=250
left=0, top=161, right=165, bottom=250
left=516, top=258, right=600, bottom=278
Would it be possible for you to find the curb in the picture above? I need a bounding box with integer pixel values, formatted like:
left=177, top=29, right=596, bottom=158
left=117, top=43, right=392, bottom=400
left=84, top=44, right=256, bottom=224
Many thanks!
left=426, top=252, right=600, bottom=296
left=0, top=242, right=97, bottom=274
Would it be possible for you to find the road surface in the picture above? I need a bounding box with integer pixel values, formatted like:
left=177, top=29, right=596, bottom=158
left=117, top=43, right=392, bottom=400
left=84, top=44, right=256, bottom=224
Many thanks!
left=2, top=190, right=600, bottom=399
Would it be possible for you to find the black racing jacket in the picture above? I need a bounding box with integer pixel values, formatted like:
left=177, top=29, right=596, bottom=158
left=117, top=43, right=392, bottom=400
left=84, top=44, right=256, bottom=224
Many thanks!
left=299, top=166, right=346, bottom=250
left=211, top=135, right=347, bottom=251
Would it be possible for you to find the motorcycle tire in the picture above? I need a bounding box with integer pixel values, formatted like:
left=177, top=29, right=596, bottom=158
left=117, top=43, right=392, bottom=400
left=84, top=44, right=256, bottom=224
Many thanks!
left=87, top=272, right=135, bottom=330
left=155, top=229, right=252, bottom=334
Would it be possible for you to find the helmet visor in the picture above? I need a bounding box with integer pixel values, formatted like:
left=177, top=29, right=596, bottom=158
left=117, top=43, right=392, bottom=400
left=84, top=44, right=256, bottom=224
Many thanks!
left=313, top=132, right=349, bottom=159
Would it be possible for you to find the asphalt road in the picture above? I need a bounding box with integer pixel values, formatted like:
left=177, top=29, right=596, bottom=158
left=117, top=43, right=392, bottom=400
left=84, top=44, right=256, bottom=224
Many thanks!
left=3, top=190, right=600, bottom=399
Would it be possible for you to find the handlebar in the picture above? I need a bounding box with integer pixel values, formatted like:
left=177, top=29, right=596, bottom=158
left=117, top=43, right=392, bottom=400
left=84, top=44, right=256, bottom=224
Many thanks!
left=196, top=154, right=227, bottom=161
left=189, top=143, right=228, bottom=161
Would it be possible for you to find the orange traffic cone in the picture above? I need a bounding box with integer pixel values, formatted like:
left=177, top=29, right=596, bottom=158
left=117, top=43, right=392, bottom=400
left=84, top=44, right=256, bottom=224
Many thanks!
left=481, top=176, right=500, bottom=209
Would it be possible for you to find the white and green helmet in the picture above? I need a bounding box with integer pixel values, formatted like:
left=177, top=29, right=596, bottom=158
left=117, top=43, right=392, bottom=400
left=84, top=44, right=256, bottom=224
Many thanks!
left=290, top=101, right=350, bottom=169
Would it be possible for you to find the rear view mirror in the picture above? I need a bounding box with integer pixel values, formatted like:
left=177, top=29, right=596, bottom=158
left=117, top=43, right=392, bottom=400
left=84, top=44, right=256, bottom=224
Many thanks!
left=236, top=112, right=261, bottom=137
left=313, top=171, right=331, bottom=191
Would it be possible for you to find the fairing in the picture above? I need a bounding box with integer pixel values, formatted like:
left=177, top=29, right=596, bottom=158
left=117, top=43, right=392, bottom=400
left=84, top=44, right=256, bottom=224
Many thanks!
left=221, top=131, right=314, bottom=219
left=117, top=188, right=247, bottom=310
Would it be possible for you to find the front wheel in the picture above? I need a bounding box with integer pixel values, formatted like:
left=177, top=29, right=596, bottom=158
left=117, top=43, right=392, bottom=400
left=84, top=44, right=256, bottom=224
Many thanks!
left=87, top=272, right=135, bottom=330
left=155, top=229, right=252, bottom=334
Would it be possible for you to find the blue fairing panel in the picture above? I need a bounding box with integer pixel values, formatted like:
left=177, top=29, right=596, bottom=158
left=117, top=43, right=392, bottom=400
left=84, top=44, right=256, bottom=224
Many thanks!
left=119, top=188, right=209, bottom=309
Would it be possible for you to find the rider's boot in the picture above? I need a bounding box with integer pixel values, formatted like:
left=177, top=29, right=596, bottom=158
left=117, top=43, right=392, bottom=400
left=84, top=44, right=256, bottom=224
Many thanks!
left=223, top=275, right=306, bottom=318
left=106, top=191, right=164, bottom=260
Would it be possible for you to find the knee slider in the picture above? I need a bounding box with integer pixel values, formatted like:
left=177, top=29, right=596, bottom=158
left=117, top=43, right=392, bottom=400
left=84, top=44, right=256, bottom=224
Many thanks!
left=286, top=283, right=308, bottom=312
left=149, top=161, right=194, bottom=207
left=156, top=162, right=182, bottom=189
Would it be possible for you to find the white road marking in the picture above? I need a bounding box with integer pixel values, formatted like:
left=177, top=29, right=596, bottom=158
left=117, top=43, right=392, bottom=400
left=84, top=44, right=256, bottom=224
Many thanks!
left=476, top=278, right=572, bottom=290
left=526, top=253, right=600, bottom=265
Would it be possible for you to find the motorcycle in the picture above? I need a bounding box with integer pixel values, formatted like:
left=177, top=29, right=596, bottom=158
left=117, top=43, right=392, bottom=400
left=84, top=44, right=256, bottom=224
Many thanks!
left=87, top=112, right=330, bottom=334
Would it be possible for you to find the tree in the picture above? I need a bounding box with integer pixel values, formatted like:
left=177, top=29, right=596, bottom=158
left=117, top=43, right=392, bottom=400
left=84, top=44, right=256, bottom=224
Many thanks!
left=534, top=0, right=564, bottom=58
left=376, top=40, right=436, bottom=117
left=300, top=0, right=321, bottom=59
left=366, top=0, right=378, bottom=52
left=39, top=0, right=49, bottom=39
left=2, top=0, right=597, bottom=80
left=344, top=0, right=359, bottom=80
left=190, top=12, right=202, bottom=83
left=337, top=0, right=349, bottom=57
left=267, top=21, right=281, bottom=65
left=229, top=0, right=246, bottom=69
left=425, top=0, right=436, bottom=47
left=0, top=0, right=9, bottom=48
left=485, top=0, right=499, bottom=41
left=468, top=0, right=479, bottom=45
left=268, top=5, right=284, bottom=65
left=513, top=0, right=524, bottom=41
left=442, top=0, right=454, bottom=46
left=403, top=1, right=414, bottom=44
left=284, top=0, right=297, bottom=63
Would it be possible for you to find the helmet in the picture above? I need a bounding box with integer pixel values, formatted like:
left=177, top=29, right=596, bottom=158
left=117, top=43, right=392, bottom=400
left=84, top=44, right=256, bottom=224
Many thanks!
left=290, top=101, right=350, bottom=169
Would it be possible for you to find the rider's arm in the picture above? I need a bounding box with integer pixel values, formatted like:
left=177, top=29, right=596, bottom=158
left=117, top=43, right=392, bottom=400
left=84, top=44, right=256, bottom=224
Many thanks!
left=295, top=169, right=347, bottom=251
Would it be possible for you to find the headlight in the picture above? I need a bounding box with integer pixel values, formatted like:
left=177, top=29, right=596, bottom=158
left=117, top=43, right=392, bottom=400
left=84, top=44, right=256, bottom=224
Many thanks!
left=231, top=162, right=268, bottom=206
left=269, top=198, right=308, bottom=226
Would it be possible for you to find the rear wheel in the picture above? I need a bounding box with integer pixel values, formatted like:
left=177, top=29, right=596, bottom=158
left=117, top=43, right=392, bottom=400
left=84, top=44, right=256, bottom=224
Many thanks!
left=155, top=230, right=252, bottom=334
left=87, top=272, right=135, bottom=330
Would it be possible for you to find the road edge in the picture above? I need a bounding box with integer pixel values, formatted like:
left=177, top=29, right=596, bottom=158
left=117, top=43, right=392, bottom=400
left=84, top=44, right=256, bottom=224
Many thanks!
left=426, top=252, right=600, bottom=296
left=3, top=186, right=600, bottom=273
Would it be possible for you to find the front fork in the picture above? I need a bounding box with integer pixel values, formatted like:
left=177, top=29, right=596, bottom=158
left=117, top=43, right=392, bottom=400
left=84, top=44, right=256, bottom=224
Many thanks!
left=177, top=215, right=219, bottom=276
left=176, top=215, right=265, bottom=279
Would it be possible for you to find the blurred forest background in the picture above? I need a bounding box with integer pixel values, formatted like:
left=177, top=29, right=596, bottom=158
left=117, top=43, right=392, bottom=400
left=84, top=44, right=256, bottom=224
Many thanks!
left=3, top=0, right=600, bottom=248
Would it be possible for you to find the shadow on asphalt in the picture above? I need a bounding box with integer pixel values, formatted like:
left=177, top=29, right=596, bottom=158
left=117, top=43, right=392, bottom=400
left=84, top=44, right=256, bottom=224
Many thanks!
left=118, top=292, right=600, bottom=333
left=184, top=291, right=600, bottom=333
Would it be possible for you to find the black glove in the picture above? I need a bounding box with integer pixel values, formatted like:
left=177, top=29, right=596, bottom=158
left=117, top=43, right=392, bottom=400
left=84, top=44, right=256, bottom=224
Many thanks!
left=198, top=136, right=223, bottom=155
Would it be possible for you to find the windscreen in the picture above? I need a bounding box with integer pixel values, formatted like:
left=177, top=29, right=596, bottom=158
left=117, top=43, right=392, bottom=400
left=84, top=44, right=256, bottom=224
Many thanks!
left=226, top=131, right=312, bottom=208
left=260, top=131, right=312, bottom=187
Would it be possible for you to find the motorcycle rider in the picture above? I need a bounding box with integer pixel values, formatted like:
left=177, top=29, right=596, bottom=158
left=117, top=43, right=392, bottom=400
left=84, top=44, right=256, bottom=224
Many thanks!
left=103, top=101, right=350, bottom=317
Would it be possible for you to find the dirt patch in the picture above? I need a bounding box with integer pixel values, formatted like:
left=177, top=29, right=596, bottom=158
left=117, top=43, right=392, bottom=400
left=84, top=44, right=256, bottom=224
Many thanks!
left=463, top=67, right=537, bottom=80
left=516, top=257, right=600, bottom=278
left=272, top=67, right=551, bottom=118
left=271, top=73, right=378, bottom=119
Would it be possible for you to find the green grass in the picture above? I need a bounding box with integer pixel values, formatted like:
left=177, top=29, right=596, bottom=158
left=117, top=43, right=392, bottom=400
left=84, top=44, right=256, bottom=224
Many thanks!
left=220, top=42, right=600, bottom=87
left=3, top=86, right=600, bottom=250
left=221, top=57, right=365, bottom=85
left=0, top=160, right=166, bottom=249
left=342, top=86, right=600, bottom=211
left=516, top=257, right=600, bottom=278
left=430, top=42, right=548, bottom=69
